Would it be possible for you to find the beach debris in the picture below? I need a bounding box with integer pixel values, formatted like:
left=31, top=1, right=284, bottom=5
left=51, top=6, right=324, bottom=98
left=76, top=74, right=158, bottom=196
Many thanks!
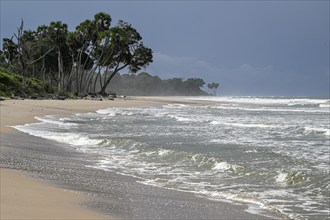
left=57, top=95, right=67, bottom=100
left=11, top=94, right=24, bottom=100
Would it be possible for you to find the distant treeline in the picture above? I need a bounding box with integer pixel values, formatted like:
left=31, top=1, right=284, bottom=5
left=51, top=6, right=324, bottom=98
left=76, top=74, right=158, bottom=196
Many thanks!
left=108, top=72, right=208, bottom=96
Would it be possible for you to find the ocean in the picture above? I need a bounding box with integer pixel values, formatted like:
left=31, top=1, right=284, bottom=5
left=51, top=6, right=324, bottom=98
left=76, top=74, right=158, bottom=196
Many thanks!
left=14, top=96, right=330, bottom=219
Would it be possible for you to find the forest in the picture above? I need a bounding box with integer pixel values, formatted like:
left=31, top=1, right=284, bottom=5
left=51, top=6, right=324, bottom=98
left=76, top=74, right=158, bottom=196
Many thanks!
left=0, top=12, right=219, bottom=98
left=109, top=72, right=208, bottom=96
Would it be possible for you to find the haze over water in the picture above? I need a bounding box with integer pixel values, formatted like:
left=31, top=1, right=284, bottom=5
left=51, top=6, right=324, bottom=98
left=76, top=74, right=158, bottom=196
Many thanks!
left=15, top=96, right=330, bottom=219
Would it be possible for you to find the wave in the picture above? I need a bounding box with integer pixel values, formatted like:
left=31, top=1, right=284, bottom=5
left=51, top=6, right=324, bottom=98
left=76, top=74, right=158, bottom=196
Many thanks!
left=212, top=161, right=244, bottom=172
left=187, top=96, right=330, bottom=107
left=12, top=103, right=329, bottom=220
left=319, top=103, right=330, bottom=108
left=167, top=114, right=211, bottom=123
left=210, top=120, right=278, bottom=129
left=163, top=104, right=188, bottom=109
left=77, top=138, right=246, bottom=178
left=209, top=105, right=329, bottom=113
left=96, top=107, right=169, bottom=119
left=275, top=171, right=309, bottom=185
left=304, top=127, right=330, bottom=136
left=35, top=116, right=77, bottom=127
left=96, top=108, right=135, bottom=117
left=14, top=123, right=107, bottom=148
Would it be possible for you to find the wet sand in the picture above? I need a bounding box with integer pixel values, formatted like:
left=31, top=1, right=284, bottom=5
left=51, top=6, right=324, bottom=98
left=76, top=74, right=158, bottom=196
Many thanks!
left=0, top=97, right=282, bottom=219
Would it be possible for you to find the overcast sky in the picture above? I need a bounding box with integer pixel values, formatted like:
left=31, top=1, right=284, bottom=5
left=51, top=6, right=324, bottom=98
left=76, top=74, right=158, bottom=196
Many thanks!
left=1, top=0, right=329, bottom=96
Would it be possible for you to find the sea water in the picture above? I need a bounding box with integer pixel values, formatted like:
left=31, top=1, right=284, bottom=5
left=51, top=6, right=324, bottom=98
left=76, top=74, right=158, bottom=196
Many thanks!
left=14, top=96, right=330, bottom=219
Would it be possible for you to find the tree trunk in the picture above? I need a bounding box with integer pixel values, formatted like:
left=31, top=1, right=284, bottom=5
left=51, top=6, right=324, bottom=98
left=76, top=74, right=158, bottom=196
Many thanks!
left=99, top=64, right=128, bottom=95
left=99, top=71, right=117, bottom=95
left=57, top=52, right=61, bottom=93
left=93, top=67, right=102, bottom=95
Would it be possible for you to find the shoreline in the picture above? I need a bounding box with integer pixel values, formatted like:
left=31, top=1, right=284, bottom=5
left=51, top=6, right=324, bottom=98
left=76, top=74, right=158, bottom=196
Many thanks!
left=1, top=97, right=282, bottom=219
left=1, top=98, right=160, bottom=219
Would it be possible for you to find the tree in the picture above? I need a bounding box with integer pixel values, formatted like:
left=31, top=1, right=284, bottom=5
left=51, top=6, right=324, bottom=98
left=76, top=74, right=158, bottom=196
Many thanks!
left=40, top=21, right=70, bottom=93
left=207, top=83, right=212, bottom=94
left=98, top=20, right=153, bottom=95
left=184, top=78, right=205, bottom=95
left=207, top=82, right=220, bottom=96
left=65, top=12, right=153, bottom=95
left=1, top=12, right=153, bottom=96
left=213, top=82, right=219, bottom=95
left=3, top=20, right=54, bottom=88
left=0, top=50, right=8, bottom=67
left=67, top=12, right=112, bottom=94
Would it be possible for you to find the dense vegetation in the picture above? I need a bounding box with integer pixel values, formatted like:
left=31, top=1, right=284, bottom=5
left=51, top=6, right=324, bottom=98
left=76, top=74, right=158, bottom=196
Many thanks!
left=109, top=72, right=208, bottom=96
left=0, top=12, right=152, bottom=96
left=0, top=12, right=219, bottom=98
left=0, top=66, right=52, bottom=98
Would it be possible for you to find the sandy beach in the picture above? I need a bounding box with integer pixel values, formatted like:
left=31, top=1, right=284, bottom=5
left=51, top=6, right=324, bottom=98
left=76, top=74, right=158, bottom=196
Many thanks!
left=0, top=97, right=282, bottom=219
left=1, top=98, right=164, bottom=219
left=0, top=99, right=144, bottom=219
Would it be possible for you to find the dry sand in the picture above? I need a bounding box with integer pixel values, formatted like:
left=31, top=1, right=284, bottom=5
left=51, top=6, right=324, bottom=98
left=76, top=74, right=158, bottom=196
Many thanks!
left=0, top=168, right=106, bottom=219
left=0, top=98, right=168, bottom=220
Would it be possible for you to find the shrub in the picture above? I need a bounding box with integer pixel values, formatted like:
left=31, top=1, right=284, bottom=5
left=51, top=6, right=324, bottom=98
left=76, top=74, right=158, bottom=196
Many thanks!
left=0, top=71, right=21, bottom=88
left=27, top=77, right=45, bottom=93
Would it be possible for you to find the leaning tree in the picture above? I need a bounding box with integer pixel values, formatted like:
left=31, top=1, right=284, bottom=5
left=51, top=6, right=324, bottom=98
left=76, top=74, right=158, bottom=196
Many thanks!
left=66, top=13, right=153, bottom=95
left=97, top=20, right=153, bottom=95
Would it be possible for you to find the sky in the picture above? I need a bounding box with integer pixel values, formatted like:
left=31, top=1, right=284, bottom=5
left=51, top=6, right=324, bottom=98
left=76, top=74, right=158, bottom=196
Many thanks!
left=1, top=0, right=329, bottom=96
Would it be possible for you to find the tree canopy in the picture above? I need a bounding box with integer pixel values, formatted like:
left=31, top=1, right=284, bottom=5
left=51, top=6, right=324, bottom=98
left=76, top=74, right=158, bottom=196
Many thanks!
left=207, top=82, right=220, bottom=95
left=1, top=12, right=153, bottom=95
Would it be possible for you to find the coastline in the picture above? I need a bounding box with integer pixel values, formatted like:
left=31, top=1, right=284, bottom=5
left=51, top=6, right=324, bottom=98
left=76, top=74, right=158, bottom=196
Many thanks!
left=1, top=97, right=282, bottom=219
left=1, top=98, right=158, bottom=219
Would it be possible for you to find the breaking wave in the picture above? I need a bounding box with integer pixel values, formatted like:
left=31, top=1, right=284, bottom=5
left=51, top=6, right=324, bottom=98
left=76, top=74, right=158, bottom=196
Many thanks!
left=12, top=96, right=330, bottom=220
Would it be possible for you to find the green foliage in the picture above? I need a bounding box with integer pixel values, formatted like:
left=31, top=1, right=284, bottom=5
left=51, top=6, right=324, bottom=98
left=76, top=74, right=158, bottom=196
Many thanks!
left=0, top=67, right=21, bottom=88
left=26, top=77, right=45, bottom=92
left=0, top=68, right=22, bottom=97
left=0, top=67, right=53, bottom=97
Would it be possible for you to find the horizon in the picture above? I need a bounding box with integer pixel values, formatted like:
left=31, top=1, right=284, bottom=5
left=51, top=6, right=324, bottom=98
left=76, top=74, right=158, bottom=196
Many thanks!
left=1, top=1, right=329, bottom=97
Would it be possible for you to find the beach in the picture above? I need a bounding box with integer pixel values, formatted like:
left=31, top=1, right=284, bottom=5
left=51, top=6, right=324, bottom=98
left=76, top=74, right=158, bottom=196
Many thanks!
left=1, top=98, right=148, bottom=219
left=0, top=97, right=285, bottom=219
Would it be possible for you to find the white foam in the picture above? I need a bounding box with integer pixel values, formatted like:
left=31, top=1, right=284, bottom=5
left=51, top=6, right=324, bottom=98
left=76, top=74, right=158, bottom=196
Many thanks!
left=212, top=161, right=243, bottom=172
left=158, top=149, right=172, bottom=156
left=210, top=120, right=277, bottom=129
left=14, top=124, right=104, bottom=147
left=187, top=96, right=330, bottom=106
left=319, top=103, right=330, bottom=108
left=163, top=104, right=188, bottom=109
left=275, top=172, right=288, bottom=183
left=173, top=116, right=194, bottom=122
left=96, top=108, right=127, bottom=116
left=304, top=127, right=330, bottom=136
left=211, top=105, right=329, bottom=113
left=11, top=100, right=329, bottom=220
left=212, top=162, right=232, bottom=171
left=35, top=116, right=77, bottom=127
